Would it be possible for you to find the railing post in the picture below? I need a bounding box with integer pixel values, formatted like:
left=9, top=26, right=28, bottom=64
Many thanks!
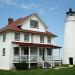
left=19, top=46, right=21, bottom=63
left=28, top=46, right=30, bottom=68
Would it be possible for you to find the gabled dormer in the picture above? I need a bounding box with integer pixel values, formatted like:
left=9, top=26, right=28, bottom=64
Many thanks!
left=18, top=14, right=48, bottom=32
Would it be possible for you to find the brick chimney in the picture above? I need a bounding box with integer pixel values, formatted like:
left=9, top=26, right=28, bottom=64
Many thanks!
left=8, top=18, right=13, bottom=24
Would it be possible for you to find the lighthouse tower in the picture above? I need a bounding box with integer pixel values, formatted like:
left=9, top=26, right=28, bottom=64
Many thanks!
left=64, top=8, right=75, bottom=65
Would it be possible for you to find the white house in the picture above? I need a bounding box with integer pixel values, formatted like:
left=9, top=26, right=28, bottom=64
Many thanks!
left=0, top=13, right=61, bottom=70
left=64, top=8, right=75, bottom=65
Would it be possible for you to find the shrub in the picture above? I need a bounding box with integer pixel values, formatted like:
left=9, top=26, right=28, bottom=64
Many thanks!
left=16, top=62, right=28, bottom=70
left=55, top=62, right=60, bottom=67
left=61, top=64, right=69, bottom=67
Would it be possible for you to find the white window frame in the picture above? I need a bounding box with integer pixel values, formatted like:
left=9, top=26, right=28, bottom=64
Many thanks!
left=3, top=33, right=6, bottom=42
left=24, top=33, right=29, bottom=42
left=30, top=19, right=39, bottom=28
left=47, top=36, right=51, bottom=44
left=15, top=32, right=20, bottom=41
left=40, top=35, right=44, bottom=43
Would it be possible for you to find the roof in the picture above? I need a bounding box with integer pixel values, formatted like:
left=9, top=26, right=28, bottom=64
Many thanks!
left=0, top=13, right=57, bottom=37
left=66, top=8, right=75, bottom=15
left=12, top=42, right=61, bottom=49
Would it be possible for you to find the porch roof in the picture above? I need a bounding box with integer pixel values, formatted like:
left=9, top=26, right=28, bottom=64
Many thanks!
left=12, top=42, right=61, bottom=49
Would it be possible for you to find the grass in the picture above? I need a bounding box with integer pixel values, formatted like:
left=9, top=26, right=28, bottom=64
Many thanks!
left=0, top=67, right=75, bottom=75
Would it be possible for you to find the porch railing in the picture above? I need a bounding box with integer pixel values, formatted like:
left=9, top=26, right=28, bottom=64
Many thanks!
left=46, top=56, right=61, bottom=61
left=13, top=55, right=61, bottom=62
left=13, top=55, right=38, bottom=62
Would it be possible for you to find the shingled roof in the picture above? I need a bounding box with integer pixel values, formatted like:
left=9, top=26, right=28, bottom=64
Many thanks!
left=0, top=13, right=57, bottom=37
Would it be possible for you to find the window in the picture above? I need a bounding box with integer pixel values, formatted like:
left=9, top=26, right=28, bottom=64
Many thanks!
left=3, top=33, right=6, bottom=42
left=15, top=33, right=20, bottom=41
left=24, top=33, right=29, bottom=42
left=40, top=36, right=44, bottom=43
left=2, top=48, right=6, bottom=56
left=30, top=20, right=39, bottom=28
left=14, top=47, right=19, bottom=55
left=47, top=37, right=51, bottom=44
left=47, top=48, right=52, bottom=55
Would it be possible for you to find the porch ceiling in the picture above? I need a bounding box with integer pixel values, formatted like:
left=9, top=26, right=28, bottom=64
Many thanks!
left=12, top=41, right=61, bottom=49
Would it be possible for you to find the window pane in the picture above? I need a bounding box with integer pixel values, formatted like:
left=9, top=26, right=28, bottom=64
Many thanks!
left=2, top=48, right=5, bottom=56
left=48, top=37, right=51, bottom=44
left=47, top=48, right=52, bottom=55
left=30, top=20, right=34, bottom=27
left=14, top=47, right=19, bottom=55
left=15, top=33, right=20, bottom=41
left=24, top=33, right=29, bottom=42
left=3, top=33, right=6, bottom=42
left=30, top=20, right=38, bottom=28
left=40, top=36, right=44, bottom=43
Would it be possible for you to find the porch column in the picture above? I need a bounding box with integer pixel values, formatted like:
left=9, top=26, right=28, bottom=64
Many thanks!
left=52, top=49, right=54, bottom=67
left=37, top=47, right=39, bottom=67
left=45, top=48, right=47, bottom=61
left=59, top=48, right=61, bottom=67
left=37, top=47, right=39, bottom=61
left=28, top=46, right=30, bottom=68
left=19, top=46, right=21, bottom=62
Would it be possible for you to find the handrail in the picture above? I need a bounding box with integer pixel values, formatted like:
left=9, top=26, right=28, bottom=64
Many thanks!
left=39, top=58, right=44, bottom=68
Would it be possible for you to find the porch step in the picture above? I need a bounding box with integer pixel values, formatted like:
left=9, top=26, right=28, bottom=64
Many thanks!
left=44, top=62, right=51, bottom=68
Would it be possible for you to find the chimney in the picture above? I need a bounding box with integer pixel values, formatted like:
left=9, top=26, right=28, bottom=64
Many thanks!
left=8, top=18, right=13, bottom=24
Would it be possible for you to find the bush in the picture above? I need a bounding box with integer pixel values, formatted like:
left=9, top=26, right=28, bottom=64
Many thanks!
left=16, top=62, right=28, bottom=70
left=55, top=62, right=60, bottom=67
left=61, top=64, right=69, bottom=67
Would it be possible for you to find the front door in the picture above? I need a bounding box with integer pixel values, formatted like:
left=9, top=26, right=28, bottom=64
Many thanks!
left=69, top=57, right=73, bottom=65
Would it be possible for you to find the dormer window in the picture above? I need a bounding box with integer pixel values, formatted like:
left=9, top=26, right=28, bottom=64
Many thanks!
left=17, top=24, right=22, bottom=29
left=30, top=20, right=39, bottom=28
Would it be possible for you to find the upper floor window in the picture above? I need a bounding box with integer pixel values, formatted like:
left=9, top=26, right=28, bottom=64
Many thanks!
left=30, top=20, right=39, bottom=28
left=40, top=36, right=44, bottom=43
left=2, top=48, right=6, bottom=56
left=24, top=33, right=29, bottom=42
left=47, top=37, right=51, bottom=44
left=15, top=33, right=20, bottom=41
left=3, top=33, right=6, bottom=42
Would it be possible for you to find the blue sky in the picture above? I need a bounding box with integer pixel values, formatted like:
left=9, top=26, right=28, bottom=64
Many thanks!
left=0, top=0, right=75, bottom=57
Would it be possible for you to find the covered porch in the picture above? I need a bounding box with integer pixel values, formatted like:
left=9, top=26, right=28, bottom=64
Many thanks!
left=12, top=42, right=61, bottom=68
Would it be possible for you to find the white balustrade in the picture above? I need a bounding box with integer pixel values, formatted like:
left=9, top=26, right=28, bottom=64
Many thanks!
left=13, top=55, right=38, bottom=62
left=13, top=55, right=61, bottom=63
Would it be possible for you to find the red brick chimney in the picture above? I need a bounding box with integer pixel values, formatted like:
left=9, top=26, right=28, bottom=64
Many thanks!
left=8, top=18, right=13, bottom=24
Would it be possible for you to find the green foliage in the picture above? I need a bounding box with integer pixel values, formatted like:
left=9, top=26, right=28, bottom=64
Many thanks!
left=16, top=62, right=28, bottom=70
left=61, top=64, right=69, bottom=67
left=54, top=62, right=60, bottom=67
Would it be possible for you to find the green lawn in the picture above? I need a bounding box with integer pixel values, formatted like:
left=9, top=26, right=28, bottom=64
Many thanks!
left=0, top=67, right=75, bottom=75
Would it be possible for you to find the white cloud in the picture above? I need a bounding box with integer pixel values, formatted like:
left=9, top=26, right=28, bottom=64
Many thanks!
left=0, top=0, right=39, bottom=9
left=0, top=0, right=59, bottom=15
